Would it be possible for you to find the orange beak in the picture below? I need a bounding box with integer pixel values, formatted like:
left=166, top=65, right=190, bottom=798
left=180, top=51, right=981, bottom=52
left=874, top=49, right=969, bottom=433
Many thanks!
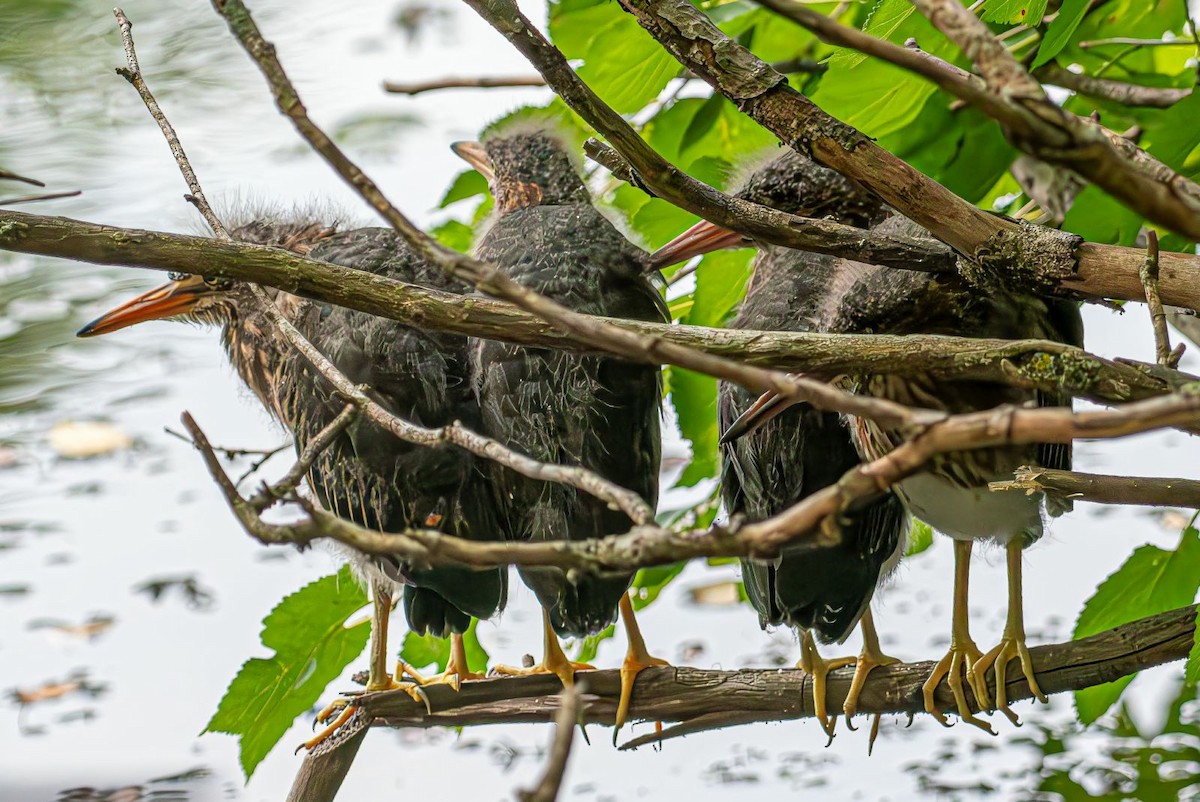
left=77, top=274, right=210, bottom=337
left=649, top=220, right=748, bottom=269
left=450, top=140, right=494, bottom=181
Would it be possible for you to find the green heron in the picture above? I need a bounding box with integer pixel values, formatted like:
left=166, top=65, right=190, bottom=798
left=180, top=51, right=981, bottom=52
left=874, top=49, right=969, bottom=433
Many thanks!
left=652, top=150, right=907, bottom=737
left=654, top=150, right=1081, bottom=731
left=77, top=220, right=508, bottom=745
left=453, top=127, right=670, bottom=733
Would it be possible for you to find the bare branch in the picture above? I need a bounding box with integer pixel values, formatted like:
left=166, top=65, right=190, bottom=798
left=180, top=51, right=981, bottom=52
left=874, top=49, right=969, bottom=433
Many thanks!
left=114, top=6, right=656, bottom=527
left=303, top=605, right=1198, bottom=747
left=1033, top=64, right=1191, bottom=109
left=0, top=168, right=46, bottom=187
left=906, top=0, right=1200, bottom=240
left=594, top=0, right=1200, bottom=309
left=113, top=7, right=228, bottom=240
left=247, top=403, right=357, bottom=511
left=1140, top=232, right=1183, bottom=368
left=990, top=467, right=1200, bottom=509
left=8, top=209, right=1196, bottom=408
left=1169, top=309, right=1200, bottom=350
left=517, top=684, right=582, bottom=802
left=181, top=378, right=1200, bottom=576
left=383, top=74, right=548, bottom=94
left=0, top=190, right=82, bottom=206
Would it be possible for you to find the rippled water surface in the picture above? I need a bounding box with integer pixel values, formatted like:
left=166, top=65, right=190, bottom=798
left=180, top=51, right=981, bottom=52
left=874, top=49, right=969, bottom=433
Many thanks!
left=2, top=2, right=1198, bottom=800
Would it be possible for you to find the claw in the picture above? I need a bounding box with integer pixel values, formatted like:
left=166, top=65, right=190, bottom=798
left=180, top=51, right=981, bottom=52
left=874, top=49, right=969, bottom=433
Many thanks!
left=799, top=629, right=855, bottom=739
left=614, top=594, right=671, bottom=738
left=842, top=609, right=899, bottom=728
left=493, top=608, right=594, bottom=689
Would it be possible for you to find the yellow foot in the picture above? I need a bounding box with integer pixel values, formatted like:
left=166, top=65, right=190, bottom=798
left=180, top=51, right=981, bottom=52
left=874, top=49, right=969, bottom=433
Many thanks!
left=921, top=641, right=994, bottom=734
left=398, top=632, right=486, bottom=693
left=842, top=650, right=899, bottom=726
left=493, top=608, right=595, bottom=689
left=614, top=594, right=671, bottom=735
left=973, top=635, right=1047, bottom=726
left=615, top=650, right=670, bottom=733
left=492, top=657, right=595, bottom=690
left=299, top=678, right=421, bottom=753
left=799, top=630, right=855, bottom=740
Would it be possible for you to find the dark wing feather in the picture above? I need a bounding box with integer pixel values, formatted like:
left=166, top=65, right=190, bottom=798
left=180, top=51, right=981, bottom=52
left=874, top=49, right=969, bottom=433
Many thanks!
left=473, top=205, right=665, bottom=638
left=284, top=229, right=506, bottom=635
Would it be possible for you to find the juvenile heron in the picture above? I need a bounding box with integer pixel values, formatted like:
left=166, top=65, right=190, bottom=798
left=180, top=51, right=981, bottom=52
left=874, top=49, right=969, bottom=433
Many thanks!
left=653, top=150, right=908, bottom=737
left=454, top=127, right=670, bottom=733
left=655, top=150, right=1081, bottom=731
left=77, top=220, right=508, bottom=745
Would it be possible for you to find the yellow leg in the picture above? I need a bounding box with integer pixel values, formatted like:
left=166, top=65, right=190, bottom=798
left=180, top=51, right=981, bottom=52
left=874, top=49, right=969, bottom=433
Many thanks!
left=798, top=629, right=856, bottom=739
left=842, top=609, right=899, bottom=727
left=302, top=581, right=419, bottom=752
left=492, top=608, right=595, bottom=689
left=398, top=632, right=487, bottom=692
left=614, top=594, right=671, bottom=734
left=921, top=540, right=994, bottom=734
left=972, top=539, right=1047, bottom=725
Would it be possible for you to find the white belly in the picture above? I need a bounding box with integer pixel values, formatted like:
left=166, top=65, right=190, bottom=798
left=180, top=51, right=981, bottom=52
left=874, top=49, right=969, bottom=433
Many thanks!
left=897, top=472, right=1044, bottom=543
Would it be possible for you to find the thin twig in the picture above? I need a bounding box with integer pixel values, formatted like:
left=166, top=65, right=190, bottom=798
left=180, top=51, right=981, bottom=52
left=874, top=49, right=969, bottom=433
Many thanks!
left=0, top=190, right=82, bottom=206
left=1169, top=308, right=1200, bottom=350
left=517, top=684, right=582, bottom=802
left=113, top=7, right=228, bottom=240
left=1033, top=64, right=1191, bottom=109
left=990, top=467, right=1200, bottom=509
left=247, top=403, right=357, bottom=511
left=112, top=7, right=656, bottom=526
left=383, top=74, right=547, bottom=94
left=1079, top=37, right=1198, bottom=48
left=181, top=381, right=1200, bottom=575
left=1140, top=231, right=1182, bottom=368
left=0, top=168, right=45, bottom=187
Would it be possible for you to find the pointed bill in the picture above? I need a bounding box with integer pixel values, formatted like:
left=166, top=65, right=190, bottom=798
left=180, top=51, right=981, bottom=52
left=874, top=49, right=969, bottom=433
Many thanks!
left=649, top=220, right=747, bottom=269
left=77, top=274, right=209, bottom=337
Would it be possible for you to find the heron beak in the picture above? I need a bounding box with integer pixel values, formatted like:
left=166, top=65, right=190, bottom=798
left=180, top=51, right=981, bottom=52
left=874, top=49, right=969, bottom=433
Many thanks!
left=650, top=220, right=748, bottom=269
left=451, top=140, right=494, bottom=182
left=719, top=389, right=801, bottom=445
left=77, top=274, right=210, bottom=337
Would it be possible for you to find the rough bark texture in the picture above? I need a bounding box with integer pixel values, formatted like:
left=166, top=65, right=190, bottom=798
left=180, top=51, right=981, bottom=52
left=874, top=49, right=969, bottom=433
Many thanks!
left=3, top=210, right=1191, bottom=407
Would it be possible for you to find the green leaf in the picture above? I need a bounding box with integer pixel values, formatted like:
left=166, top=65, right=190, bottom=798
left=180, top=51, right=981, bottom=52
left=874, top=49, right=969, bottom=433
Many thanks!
left=1062, top=185, right=1143, bottom=247
left=204, top=567, right=370, bottom=779
left=980, top=0, right=1047, bottom=24
left=430, top=219, right=475, bottom=253
left=904, top=519, right=934, bottom=557
left=398, top=617, right=489, bottom=674
left=669, top=249, right=753, bottom=487
left=1073, top=527, right=1200, bottom=724
left=1031, top=0, right=1090, bottom=68
left=437, top=169, right=488, bottom=209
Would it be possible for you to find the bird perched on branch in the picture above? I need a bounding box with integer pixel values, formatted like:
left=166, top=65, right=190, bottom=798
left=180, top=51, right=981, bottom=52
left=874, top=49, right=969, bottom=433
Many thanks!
left=77, top=219, right=508, bottom=745
left=453, top=125, right=670, bottom=733
left=655, top=148, right=1082, bottom=732
left=652, top=149, right=908, bottom=739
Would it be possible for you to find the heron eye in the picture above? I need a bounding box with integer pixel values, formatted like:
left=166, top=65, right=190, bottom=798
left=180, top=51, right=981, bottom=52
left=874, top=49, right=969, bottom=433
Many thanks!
left=167, top=271, right=189, bottom=282
left=203, top=275, right=232, bottom=290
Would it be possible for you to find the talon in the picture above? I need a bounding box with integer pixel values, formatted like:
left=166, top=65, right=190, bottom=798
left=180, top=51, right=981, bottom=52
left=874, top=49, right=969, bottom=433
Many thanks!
left=493, top=608, right=594, bottom=690
left=799, top=629, right=855, bottom=739
left=614, top=594, right=671, bottom=737
left=398, top=633, right=486, bottom=694
left=842, top=610, right=899, bottom=728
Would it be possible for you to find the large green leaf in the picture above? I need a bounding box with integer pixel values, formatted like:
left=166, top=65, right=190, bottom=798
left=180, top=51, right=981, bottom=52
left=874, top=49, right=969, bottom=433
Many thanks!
left=204, top=567, right=370, bottom=779
left=669, top=248, right=753, bottom=487
left=1073, top=527, right=1200, bottom=724
left=1030, top=0, right=1090, bottom=67
left=1062, top=185, right=1143, bottom=247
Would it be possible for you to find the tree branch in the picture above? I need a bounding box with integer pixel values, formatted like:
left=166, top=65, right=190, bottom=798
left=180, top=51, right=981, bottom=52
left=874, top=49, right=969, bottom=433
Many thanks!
left=603, top=0, right=1200, bottom=311
left=294, top=605, right=1199, bottom=750
left=383, top=74, right=548, bottom=94
left=1033, top=63, right=1191, bottom=109
left=518, top=684, right=581, bottom=802
left=990, top=467, right=1200, bottom=509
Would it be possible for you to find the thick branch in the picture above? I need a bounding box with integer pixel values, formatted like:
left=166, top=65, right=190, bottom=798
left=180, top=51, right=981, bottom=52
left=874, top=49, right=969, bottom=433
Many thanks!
left=295, top=605, right=1199, bottom=748
left=608, top=0, right=1200, bottom=311
left=990, top=467, right=1200, bottom=508
left=8, top=210, right=1189, bottom=407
